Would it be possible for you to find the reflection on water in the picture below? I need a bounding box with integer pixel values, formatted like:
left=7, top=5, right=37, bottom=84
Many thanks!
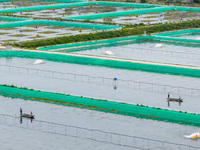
left=0, top=96, right=200, bottom=149
left=20, top=117, right=33, bottom=124
left=167, top=100, right=182, bottom=107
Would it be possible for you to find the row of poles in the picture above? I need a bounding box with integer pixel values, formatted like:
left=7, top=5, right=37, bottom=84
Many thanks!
left=0, top=114, right=199, bottom=150
left=0, top=64, right=199, bottom=97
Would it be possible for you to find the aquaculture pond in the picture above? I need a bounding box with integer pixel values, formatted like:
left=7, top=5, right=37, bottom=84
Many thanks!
left=0, top=25, right=93, bottom=43
left=0, top=95, right=200, bottom=150
left=72, top=42, right=200, bottom=67
left=0, top=57, right=199, bottom=113
left=94, top=11, right=200, bottom=25
left=0, top=1, right=59, bottom=9
left=14, top=5, right=137, bottom=19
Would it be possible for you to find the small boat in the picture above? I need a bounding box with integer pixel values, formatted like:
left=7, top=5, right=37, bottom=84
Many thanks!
left=167, top=97, right=183, bottom=102
left=20, top=113, right=35, bottom=119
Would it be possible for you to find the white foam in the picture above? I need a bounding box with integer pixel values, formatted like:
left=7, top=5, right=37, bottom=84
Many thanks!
left=155, top=44, right=163, bottom=48
left=105, top=51, right=114, bottom=55
left=33, top=59, right=44, bottom=65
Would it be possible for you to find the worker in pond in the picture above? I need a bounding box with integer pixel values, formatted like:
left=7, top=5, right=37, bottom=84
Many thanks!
left=31, top=111, right=33, bottom=116
left=20, top=108, right=22, bottom=115
left=168, top=92, right=170, bottom=99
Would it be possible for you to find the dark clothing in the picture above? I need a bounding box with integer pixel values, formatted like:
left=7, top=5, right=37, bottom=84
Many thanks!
left=20, top=108, right=22, bottom=115
left=168, top=93, right=170, bottom=99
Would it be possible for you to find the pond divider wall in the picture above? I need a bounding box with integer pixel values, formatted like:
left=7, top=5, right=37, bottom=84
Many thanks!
left=1, top=85, right=200, bottom=127
left=0, top=16, right=30, bottom=21
left=154, top=29, right=200, bottom=37
left=0, top=20, right=122, bottom=30
left=39, top=30, right=200, bottom=52
left=1, top=50, right=200, bottom=78
left=39, top=36, right=148, bottom=51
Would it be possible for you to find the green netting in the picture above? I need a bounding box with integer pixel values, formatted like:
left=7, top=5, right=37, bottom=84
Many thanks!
left=0, top=20, right=122, bottom=30
left=175, top=6, right=200, bottom=12
left=39, top=36, right=149, bottom=51
left=1, top=85, right=200, bottom=127
left=0, top=50, right=200, bottom=78
left=152, top=29, right=200, bottom=46
left=0, top=2, right=159, bottom=14
left=0, top=16, right=29, bottom=21
left=154, top=29, right=200, bottom=37
left=152, top=36, right=200, bottom=44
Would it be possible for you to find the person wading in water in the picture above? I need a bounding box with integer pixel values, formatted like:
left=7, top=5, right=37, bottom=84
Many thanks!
left=20, top=108, right=22, bottom=115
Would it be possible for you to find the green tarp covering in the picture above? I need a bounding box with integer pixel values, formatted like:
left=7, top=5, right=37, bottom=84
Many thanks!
left=0, top=50, right=200, bottom=78
left=0, top=20, right=122, bottom=30
left=1, top=85, right=200, bottom=127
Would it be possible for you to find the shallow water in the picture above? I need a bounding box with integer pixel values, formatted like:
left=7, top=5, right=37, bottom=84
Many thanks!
left=0, top=57, right=200, bottom=113
left=1, top=96, right=200, bottom=150
left=73, top=42, right=200, bottom=67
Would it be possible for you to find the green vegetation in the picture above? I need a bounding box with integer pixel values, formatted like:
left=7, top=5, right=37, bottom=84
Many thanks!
left=121, top=18, right=134, bottom=21
left=20, top=29, right=36, bottom=32
left=30, top=36, right=44, bottom=39
left=70, top=28, right=85, bottom=31
left=25, top=25, right=47, bottom=27
left=39, top=31, right=57, bottom=34
left=0, top=32, right=8, bottom=35
left=81, top=10, right=93, bottom=13
left=9, top=34, right=27, bottom=37
left=145, top=16, right=157, bottom=19
left=0, top=28, right=13, bottom=30
left=57, top=13, right=72, bottom=15
left=141, top=20, right=156, bottom=22
left=58, top=33, right=71, bottom=36
left=47, top=26, right=67, bottom=29
left=1, top=13, right=14, bottom=16
left=2, top=40, right=18, bottom=42
left=21, top=13, right=33, bottom=16
left=9, top=19, right=200, bottom=49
